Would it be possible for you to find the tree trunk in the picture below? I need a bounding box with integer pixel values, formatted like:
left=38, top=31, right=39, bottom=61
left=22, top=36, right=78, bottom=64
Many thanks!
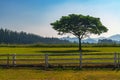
left=78, top=37, right=82, bottom=69
left=78, top=37, right=82, bottom=52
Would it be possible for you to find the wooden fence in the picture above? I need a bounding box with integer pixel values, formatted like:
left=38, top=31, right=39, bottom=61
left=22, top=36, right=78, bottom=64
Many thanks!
left=0, top=53, right=120, bottom=68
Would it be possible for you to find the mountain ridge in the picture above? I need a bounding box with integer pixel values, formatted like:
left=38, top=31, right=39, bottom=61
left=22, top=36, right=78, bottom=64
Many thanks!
left=60, top=34, right=120, bottom=43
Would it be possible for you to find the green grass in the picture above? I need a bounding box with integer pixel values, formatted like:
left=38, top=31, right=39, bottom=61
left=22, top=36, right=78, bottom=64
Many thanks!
left=0, top=47, right=120, bottom=65
left=0, top=47, right=78, bottom=54
left=0, top=68, right=120, bottom=80
left=0, top=47, right=120, bottom=54
left=0, top=46, right=120, bottom=80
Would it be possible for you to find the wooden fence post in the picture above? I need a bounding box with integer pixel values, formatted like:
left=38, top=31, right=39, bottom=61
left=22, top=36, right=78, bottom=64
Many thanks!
left=7, top=54, right=9, bottom=67
left=12, top=54, right=16, bottom=67
left=114, top=52, right=117, bottom=68
left=45, top=54, right=48, bottom=69
left=118, top=53, right=119, bottom=68
left=80, top=51, right=82, bottom=69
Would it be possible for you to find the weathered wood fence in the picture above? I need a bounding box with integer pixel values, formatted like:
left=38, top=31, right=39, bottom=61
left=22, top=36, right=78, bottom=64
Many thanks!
left=0, top=53, right=120, bottom=68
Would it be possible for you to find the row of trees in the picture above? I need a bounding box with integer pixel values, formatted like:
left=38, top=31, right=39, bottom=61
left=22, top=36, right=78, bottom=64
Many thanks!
left=0, top=28, right=69, bottom=44
left=98, top=39, right=120, bottom=44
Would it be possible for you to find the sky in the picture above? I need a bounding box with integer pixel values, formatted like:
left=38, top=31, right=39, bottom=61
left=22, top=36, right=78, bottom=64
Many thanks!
left=0, top=0, right=120, bottom=38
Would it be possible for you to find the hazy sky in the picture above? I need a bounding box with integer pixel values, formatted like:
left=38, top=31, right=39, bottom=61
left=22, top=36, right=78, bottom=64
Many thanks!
left=0, top=0, right=120, bottom=38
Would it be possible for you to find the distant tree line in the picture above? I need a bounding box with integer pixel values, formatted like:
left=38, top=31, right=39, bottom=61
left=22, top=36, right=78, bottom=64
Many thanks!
left=0, top=28, right=70, bottom=44
left=98, top=39, right=115, bottom=44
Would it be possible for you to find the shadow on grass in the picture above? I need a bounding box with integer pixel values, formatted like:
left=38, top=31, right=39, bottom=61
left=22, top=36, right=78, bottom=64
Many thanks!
left=36, top=50, right=100, bottom=53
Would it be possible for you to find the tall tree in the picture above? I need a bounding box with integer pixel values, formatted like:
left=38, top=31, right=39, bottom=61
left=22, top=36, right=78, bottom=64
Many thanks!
left=51, top=14, right=108, bottom=51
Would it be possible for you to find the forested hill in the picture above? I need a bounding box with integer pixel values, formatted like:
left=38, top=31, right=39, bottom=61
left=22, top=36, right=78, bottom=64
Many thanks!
left=0, top=28, right=70, bottom=44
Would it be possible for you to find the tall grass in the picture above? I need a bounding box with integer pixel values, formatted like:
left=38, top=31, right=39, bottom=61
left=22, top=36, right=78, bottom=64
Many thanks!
left=0, top=68, right=120, bottom=80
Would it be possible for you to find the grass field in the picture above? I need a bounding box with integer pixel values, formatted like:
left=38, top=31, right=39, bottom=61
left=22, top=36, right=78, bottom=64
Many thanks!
left=0, top=46, right=120, bottom=80
left=0, top=67, right=120, bottom=80
left=0, top=47, right=120, bottom=54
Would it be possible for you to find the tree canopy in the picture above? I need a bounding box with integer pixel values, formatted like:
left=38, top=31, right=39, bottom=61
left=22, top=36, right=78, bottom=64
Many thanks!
left=51, top=14, right=108, bottom=38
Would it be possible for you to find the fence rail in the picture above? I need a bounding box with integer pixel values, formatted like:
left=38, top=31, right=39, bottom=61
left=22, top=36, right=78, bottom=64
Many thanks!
left=0, top=53, right=120, bottom=68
